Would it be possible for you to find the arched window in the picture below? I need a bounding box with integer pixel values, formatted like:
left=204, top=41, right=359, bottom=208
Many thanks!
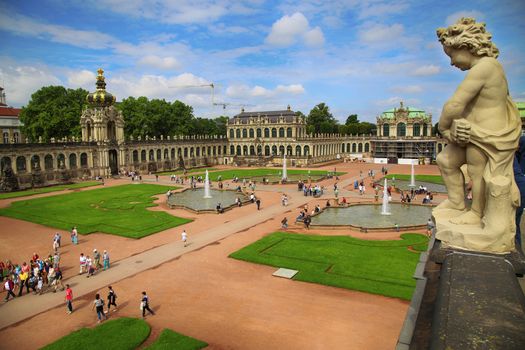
left=1, top=157, right=11, bottom=172
left=272, top=145, right=278, bottom=155
left=44, top=154, right=53, bottom=170
left=365, top=143, right=370, bottom=152
left=184, top=148, right=188, bottom=157
left=164, top=149, right=169, bottom=159
left=57, top=154, right=65, bottom=168
left=69, top=153, right=77, bottom=169
left=81, top=153, right=88, bottom=168
left=141, top=150, right=147, bottom=162
left=423, top=125, right=428, bottom=136
left=271, top=128, right=277, bottom=138
left=397, top=123, right=406, bottom=137
left=287, top=128, right=292, bottom=137
left=230, top=145, right=235, bottom=155
left=242, top=129, right=247, bottom=138
left=236, top=145, right=241, bottom=155
left=171, top=148, right=175, bottom=159
left=156, top=149, right=161, bottom=160
left=107, top=121, right=116, bottom=140
left=229, top=129, right=234, bottom=139
left=304, top=145, right=310, bottom=156
left=287, top=145, right=292, bottom=155
left=279, top=128, right=285, bottom=137
left=236, top=129, right=241, bottom=138
left=257, top=128, right=262, bottom=138
left=358, top=144, right=363, bottom=152
left=13, top=132, right=19, bottom=143
left=279, top=145, right=285, bottom=155
left=31, top=155, right=40, bottom=171
left=133, top=151, right=139, bottom=163
left=250, top=145, right=255, bottom=155
left=383, top=124, right=390, bottom=137
left=190, top=147, right=194, bottom=157
left=352, top=143, right=356, bottom=152
left=207, top=146, right=211, bottom=156
left=149, top=150, right=155, bottom=161
left=16, top=156, right=26, bottom=172
left=296, top=145, right=301, bottom=156
left=265, top=145, right=270, bottom=156
left=196, top=147, right=200, bottom=157
left=257, top=145, right=262, bottom=155
left=346, top=143, right=350, bottom=152
left=243, top=145, right=248, bottom=155
left=2, top=132, right=8, bottom=144
left=264, top=128, right=270, bottom=138
left=413, top=123, right=421, bottom=137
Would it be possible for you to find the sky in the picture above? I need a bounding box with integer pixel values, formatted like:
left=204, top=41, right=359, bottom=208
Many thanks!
left=0, top=0, right=524, bottom=124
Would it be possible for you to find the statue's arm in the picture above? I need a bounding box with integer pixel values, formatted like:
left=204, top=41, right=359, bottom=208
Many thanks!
left=438, top=62, right=489, bottom=135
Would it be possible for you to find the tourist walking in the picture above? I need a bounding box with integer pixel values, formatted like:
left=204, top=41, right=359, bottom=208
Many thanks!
left=103, top=250, right=110, bottom=270
left=3, top=277, right=16, bottom=302
left=256, top=198, right=261, bottom=210
left=140, top=291, right=155, bottom=318
left=92, top=293, right=107, bottom=323
left=107, top=286, right=117, bottom=313
left=281, top=217, right=288, bottom=230
left=93, top=249, right=102, bottom=270
left=427, top=218, right=435, bottom=238
left=65, top=284, right=73, bottom=314
left=79, top=253, right=87, bottom=274
left=71, top=227, right=78, bottom=245
left=181, top=230, right=188, bottom=247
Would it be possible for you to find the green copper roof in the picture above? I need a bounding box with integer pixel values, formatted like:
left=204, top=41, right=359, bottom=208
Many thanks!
left=380, top=106, right=428, bottom=119
left=517, top=101, right=525, bottom=119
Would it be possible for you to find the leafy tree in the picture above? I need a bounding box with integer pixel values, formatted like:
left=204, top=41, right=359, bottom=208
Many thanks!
left=357, top=122, right=376, bottom=135
left=19, top=86, right=88, bottom=142
left=345, top=114, right=359, bottom=125
left=307, top=103, right=338, bottom=134
left=213, top=116, right=229, bottom=135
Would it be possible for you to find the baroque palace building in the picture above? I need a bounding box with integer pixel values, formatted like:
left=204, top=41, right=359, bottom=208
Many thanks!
left=0, top=69, right=447, bottom=190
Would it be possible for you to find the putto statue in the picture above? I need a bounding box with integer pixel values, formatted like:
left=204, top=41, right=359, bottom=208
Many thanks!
left=433, top=18, right=522, bottom=253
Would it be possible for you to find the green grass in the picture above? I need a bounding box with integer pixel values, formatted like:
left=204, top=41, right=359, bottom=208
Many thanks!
left=0, top=184, right=192, bottom=238
left=145, top=329, right=208, bottom=350
left=41, top=317, right=150, bottom=350
left=0, top=181, right=102, bottom=200
left=386, top=174, right=444, bottom=185
left=199, top=168, right=344, bottom=181
left=156, top=167, right=218, bottom=176
left=230, top=232, right=428, bottom=300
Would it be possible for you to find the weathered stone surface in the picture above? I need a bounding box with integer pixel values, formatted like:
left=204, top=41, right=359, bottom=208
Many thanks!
left=431, top=252, right=525, bottom=349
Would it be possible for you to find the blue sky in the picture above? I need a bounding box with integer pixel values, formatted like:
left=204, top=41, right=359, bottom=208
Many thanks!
left=1, top=0, right=524, bottom=123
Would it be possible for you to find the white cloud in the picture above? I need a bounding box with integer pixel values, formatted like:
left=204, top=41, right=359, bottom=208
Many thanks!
left=226, top=83, right=305, bottom=99
left=276, top=84, right=305, bottom=94
left=266, top=12, right=324, bottom=47
left=445, top=11, right=485, bottom=25
left=358, top=22, right=404, bottom=44
left=412, top=65, right=440, bottom=76
left=375, top=96, right=420, bottom=107
left=358, top=2, right=410, bottom=19
left=303, top=27, right=325, bottom=47
left=137, top=55, right=181, bottom=70
left=390, top=85, right=423, bottom=94
left=0, top=63, right=61, bottom=106
left=67, top=70, right=96, bottom=89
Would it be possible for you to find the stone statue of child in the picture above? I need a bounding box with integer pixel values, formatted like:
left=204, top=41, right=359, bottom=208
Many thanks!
left=434, top=18, right=521, bottom=252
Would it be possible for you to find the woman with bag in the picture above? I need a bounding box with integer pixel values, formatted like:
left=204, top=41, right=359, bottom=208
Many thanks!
left=92, top=293, right=107, bottom=323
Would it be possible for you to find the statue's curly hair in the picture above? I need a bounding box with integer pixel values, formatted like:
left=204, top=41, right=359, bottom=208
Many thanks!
left=437, top=17, right=499, bottom=58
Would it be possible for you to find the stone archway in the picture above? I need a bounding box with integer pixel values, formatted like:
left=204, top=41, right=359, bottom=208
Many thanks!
left=108, top=149, right=118, bottom=175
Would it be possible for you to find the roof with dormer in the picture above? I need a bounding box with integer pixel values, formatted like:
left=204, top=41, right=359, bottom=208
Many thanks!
left=229, top=106, right=298, bottom=124
left=378, top=102, right=430, bottom=121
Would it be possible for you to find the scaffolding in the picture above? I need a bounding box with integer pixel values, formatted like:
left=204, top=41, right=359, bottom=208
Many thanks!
left=371, top=139, right=436, bottom=160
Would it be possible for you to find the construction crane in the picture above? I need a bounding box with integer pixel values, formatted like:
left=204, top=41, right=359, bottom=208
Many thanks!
left=169, top=83, right=216, bottom=104
left=213, top=102, right=254, bottom=111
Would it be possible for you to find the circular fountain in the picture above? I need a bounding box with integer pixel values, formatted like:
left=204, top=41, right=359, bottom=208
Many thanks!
left=167, top=188, right=248, bottom=213
left=310, top=203, right=433, bottom=230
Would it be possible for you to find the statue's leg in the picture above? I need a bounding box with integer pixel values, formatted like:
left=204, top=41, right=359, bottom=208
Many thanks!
left=436, top=144, right=466, bottom=210
left=450, top=145, right=487, bottom=225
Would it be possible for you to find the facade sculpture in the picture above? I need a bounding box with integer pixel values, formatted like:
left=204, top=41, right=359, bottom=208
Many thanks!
left=434, top=18, right=522, bottom=253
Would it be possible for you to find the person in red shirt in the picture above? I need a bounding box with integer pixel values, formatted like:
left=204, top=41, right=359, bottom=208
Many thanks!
left=65, top=284, right=73, bottom=314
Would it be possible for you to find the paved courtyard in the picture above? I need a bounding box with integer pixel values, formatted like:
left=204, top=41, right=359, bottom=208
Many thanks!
left=0, top=162, right=443, bottom=349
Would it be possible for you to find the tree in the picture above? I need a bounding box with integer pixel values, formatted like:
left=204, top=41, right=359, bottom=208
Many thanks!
left=307, top=103, right=338, bottom=134
left=345, top=114, right=359, bottom=125
left=19, top=86, right=88, bottom=142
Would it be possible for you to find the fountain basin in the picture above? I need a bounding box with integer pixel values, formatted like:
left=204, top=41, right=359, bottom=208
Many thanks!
left=310, top=203, right=433, bottom=231
left=379, top=179, right=447, bottom=193
left=167, top=188, right=250, bottom=213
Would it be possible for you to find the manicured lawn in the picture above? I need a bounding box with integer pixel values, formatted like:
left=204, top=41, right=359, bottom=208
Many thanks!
left=230, top=232, right=428, bottom=300
left=0, top=181, right=102, bottom=200
left=0, top=184, right=191, bottom=238
left=145, top=329, right=208, bottom=350
left=203, top=168, right=344, bottom=181
left=156, top=167, right=218, bottom=176
left=386, top=174, right=444, bottom=185
left=41, top=317, right=150, bottom=350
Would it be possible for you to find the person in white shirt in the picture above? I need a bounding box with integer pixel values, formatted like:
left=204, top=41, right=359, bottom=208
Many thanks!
left=181, top=230, right=188, bottom=247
